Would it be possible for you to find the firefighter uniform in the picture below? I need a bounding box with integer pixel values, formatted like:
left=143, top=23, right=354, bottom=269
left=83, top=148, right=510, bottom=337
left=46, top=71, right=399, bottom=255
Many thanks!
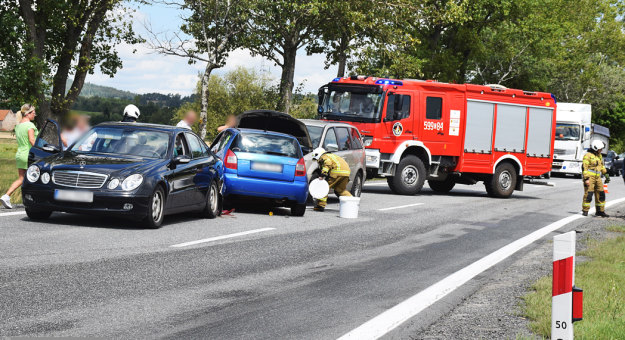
left=316, top=153, right=352, bottom=208
left=582, top=151, right=607, bottom=213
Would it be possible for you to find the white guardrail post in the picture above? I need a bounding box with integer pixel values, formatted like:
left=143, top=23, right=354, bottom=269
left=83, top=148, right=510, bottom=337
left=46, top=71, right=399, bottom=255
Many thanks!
left=552, top=231, right=584, bottom=340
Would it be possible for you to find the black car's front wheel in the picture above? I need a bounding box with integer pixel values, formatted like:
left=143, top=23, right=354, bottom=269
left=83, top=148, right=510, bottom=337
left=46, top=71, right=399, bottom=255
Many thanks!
left=143, top=186, right=165, bottom=229
left=25, top=207, right=53, bottom=220
left=200, top=181, right=219, bottom=219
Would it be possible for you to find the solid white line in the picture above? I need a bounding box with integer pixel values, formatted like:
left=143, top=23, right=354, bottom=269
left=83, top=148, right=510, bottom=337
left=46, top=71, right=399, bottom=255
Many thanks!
left=0, top=211, right=26, bottom=217
left=170, top=228, right=276, bottom=248
left=364, top=182, right=390, bottom=186
left=337, top=197, right=625, bottom=340
left=378, top=203, right=424, bottom=211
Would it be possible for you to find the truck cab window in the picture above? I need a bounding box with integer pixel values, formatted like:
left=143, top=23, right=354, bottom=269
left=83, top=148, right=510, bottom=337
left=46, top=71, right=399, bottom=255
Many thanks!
left=426, top=97, right=443, bottom=120
left=386, top=94, right=411, bottom=121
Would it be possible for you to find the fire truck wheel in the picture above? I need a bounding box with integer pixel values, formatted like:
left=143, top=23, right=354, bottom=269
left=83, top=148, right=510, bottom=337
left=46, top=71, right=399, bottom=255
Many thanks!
left=428, top=179, right=455, bottom=192
left=387, top=155, right=426, bottom=195
left=485, top=162, right=517, bottom=198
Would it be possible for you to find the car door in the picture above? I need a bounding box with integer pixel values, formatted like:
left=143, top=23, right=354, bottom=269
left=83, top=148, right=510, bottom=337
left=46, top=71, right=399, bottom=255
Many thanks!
left=334, top=127, right=356, bottom=181
left=186, top=132, right=217, bottom=205
left=349, top=127, right=365, bottom=175
left=420, top=92, right=447, bottom=156
left=28, top=119, right=63, bottom=165
left=168, top=133, right=198, bottom=209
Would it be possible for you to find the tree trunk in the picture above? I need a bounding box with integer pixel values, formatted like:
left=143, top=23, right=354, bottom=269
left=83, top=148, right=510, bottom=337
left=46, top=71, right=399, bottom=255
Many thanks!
left=199, top=64, right=217, bottom=140
left=276, top=47, right=297, bottom=114
left=336, top=33, right=350, bottom=77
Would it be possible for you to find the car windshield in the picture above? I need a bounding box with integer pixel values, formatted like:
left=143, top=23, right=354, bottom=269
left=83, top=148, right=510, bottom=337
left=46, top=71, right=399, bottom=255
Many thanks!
left=71, top=127, right=170, bottom=159
left=322, top=90, right=384, bottom=122
left=555, top=124, right=580, bottom=141
left=306, top=126, right=323, bottom=148
left=231, top=133, right=301, bottom=159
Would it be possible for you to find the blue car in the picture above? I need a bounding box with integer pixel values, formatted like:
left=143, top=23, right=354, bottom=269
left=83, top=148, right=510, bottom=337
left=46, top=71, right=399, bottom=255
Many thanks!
left=210, top=112, right=310, bottom=216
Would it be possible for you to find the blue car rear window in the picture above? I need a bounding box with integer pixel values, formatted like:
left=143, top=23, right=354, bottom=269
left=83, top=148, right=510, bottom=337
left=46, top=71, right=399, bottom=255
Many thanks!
left=231, top=133, right=301, bottom=159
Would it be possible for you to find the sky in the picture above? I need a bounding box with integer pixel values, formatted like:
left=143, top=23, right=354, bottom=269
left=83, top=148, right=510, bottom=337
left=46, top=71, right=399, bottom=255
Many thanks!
left=87, top=4, right=338, bottom=96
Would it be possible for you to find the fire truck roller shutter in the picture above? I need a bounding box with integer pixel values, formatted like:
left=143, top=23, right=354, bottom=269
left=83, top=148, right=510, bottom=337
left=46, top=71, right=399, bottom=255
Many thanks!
left=494, top=104, right=527, bottom=153
left=465, top=101, right=495, bottom=153
left=526, top=108, right=554, bottom=158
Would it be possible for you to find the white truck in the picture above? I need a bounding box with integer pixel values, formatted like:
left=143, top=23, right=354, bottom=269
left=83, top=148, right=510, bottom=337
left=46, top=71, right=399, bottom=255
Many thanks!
left=551, top=103, right=610, bottom=177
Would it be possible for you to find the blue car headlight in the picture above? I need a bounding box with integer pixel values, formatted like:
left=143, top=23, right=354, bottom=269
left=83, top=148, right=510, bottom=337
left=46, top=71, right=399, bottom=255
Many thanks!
left=121, top=174, right=143, bottom=191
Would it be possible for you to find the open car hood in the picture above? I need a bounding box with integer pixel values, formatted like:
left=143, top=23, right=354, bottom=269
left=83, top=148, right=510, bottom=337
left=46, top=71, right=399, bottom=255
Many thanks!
left=236, top=110, right=313, bottom=151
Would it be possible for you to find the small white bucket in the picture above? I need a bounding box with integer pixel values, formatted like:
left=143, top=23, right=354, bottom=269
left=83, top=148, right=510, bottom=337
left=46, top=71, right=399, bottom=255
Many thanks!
left=339, top=196, right=360, bottom=218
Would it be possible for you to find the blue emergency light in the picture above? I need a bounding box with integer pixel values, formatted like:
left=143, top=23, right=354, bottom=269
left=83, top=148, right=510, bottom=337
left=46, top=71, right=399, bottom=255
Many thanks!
left=375, top=79, right=403, bottom=86
left=332, top=78, right=341, bottom=82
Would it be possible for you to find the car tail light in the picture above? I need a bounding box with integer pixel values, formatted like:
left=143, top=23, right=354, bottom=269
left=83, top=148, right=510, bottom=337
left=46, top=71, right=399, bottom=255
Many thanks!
left=225, top=149, right=238, bottom=170
left=295, top=158, right=306, bottom=176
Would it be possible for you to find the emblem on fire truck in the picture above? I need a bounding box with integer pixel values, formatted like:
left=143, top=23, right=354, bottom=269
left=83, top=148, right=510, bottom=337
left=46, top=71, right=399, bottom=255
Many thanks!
left=392, top=122, right=403, bottom=136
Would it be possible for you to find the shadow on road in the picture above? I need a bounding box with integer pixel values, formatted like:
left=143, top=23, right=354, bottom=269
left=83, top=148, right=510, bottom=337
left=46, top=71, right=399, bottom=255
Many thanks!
left=362, top=185, right=541, bottom=200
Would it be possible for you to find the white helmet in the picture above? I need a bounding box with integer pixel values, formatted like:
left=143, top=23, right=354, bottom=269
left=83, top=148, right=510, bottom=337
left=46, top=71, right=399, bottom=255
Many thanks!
left=312, top=147, right=326, bottom=160
left=591, top=140, right=605, bottom=152
left=123, top=104, right=140, bottom=119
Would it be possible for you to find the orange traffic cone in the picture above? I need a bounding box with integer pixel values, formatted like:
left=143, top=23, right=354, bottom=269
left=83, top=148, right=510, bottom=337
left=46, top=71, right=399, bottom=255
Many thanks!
left=604, top=183, right=609, bottom=193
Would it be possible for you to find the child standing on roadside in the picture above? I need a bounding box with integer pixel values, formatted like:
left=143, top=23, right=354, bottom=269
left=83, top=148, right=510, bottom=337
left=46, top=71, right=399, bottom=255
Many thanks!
left=1, top=104, right=38, bottom=209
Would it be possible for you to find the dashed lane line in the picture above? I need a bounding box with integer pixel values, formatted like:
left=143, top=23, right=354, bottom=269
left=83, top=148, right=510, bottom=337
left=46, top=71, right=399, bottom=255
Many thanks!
left=378, top=203, right=424, bottom=211
left=337, top=197, right=625, bottom=340
left=170, top=228, right=276, bottom=248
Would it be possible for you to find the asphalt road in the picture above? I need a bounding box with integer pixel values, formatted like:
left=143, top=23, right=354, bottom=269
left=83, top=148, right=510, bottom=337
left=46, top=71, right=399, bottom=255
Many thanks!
left=1, top=176, right=624, bottom=339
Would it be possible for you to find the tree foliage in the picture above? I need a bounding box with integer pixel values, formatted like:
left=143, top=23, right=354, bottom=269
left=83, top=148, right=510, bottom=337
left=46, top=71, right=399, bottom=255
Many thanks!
left=0, top=0, right=141, bottom=126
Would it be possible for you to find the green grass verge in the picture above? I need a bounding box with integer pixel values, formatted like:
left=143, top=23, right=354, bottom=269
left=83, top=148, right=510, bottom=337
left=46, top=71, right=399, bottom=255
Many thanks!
left=522, top=227, right=625, bottom=339
left=0, top=138, right=18, bottom=159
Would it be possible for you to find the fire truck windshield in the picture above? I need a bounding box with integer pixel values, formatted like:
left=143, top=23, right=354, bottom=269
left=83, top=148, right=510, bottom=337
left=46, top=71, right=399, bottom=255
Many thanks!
left=321, top=90, right=384, bottom=122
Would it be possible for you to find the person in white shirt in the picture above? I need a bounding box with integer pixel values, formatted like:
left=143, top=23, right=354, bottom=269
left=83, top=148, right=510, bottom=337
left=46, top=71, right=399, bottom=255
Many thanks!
left=176, top=111, right=197, bottom=130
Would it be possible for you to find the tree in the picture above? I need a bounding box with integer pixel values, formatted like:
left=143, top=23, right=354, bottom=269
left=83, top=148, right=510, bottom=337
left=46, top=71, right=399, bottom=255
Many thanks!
left=142, top=0, right=248, bottom=139
left=243, top=0, right=332, bottom=113
left=0, top=0, right=141, bottom=125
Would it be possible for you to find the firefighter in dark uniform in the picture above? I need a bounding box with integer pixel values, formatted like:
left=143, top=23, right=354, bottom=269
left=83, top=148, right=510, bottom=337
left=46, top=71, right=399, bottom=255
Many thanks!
left=311, top=147, right=352, bottom=211
left=582, top=140, right=610, bottom=217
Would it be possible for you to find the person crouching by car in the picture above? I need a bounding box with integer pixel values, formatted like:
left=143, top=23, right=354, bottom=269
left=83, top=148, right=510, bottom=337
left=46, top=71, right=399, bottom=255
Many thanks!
left=121, top=104, right=140, bottom=123
left=312, top=147, right=352, bottom=212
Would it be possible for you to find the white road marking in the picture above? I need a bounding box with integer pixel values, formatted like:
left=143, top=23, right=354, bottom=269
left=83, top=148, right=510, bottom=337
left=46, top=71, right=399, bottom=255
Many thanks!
left=0, top=211, right=26, bottom=217
left=378, top=203, right=424, bottom=211
left=337, top=197, right=625, bottom=340
left=364, top=182, right=390, bottom=186
left=170, top=228, right=276, bottom=248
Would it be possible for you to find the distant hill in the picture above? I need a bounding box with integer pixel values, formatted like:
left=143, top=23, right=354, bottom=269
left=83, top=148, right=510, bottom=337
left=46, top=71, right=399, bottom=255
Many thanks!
left=65, top=79, right=137, bottom=99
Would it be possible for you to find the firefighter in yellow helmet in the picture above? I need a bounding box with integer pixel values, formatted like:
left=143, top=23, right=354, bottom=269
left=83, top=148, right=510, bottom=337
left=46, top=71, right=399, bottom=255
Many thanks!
left=582, top=140, right=610, bottom=217
left=312, top=147, right=352, bottom=211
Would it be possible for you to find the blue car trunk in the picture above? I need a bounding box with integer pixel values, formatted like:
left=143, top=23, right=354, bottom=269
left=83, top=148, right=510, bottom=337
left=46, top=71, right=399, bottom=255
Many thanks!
left=235, top=152, right=297, bottom=182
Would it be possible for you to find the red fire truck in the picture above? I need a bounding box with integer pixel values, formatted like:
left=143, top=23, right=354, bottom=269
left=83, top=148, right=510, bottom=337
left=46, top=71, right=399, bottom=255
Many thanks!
left=317, top=76, right=556, bottom=198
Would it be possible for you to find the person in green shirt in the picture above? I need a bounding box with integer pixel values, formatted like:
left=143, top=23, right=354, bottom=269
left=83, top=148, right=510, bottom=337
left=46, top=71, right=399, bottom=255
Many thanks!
left=1, top=104, right=38, bottom=209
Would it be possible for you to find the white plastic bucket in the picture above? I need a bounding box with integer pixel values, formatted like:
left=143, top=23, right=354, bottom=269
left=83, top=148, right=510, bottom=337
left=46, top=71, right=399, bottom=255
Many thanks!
left=339, top=196, right=360, bottom=218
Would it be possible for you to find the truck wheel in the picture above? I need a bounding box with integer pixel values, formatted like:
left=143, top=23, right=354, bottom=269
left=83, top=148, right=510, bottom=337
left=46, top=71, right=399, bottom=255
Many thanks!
left=387, top=155, right=426, bottom=195
left=485, top=163, right=517, bottom=198
left=428, top=179, right=455, bottom=192
left=350, top=172, right=363, bottom=197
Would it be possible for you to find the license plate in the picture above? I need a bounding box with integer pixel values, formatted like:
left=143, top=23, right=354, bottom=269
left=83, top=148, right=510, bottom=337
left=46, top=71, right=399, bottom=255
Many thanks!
left=252, top=162, right=282, bottom=172
left=54, top=190, right=93, bottom=203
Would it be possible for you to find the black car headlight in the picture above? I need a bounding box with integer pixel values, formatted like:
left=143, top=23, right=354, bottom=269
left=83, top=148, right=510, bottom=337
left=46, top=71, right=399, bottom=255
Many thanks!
left=26, top=165, right=40, bottom=183
left=121, top=174, right=144, bottom=191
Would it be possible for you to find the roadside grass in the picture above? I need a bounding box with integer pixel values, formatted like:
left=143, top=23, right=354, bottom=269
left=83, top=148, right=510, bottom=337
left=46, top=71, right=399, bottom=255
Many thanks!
left=606, top=225, right=625, bottom=233
left=522, top=227, right=625, bottom=339
left=0, top=139, right=21, bottom=205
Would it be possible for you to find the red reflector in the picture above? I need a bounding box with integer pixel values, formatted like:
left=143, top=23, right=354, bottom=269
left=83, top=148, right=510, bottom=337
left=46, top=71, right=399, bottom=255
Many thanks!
left=225, top=149, right=237, bottom=170
left=295, top=158, right=306, bottom=176
left=552, top=257, right=574, bottom=296
left=573, top=286, right=583, bottom=322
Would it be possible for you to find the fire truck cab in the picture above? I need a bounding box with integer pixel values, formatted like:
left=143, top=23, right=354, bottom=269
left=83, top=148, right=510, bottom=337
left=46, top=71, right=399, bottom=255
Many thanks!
left=317, top=76, right=556, bottom=198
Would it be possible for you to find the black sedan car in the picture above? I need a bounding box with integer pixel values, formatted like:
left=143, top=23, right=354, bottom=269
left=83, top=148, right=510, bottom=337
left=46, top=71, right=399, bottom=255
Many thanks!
left=22, top=120, right=223, bottom=228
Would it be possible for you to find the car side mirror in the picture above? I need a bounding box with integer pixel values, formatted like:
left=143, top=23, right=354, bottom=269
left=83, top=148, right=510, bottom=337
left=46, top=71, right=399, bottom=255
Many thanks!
left=173, top=155, right=191, bottom=164
left=43, top=144, right=60, bottom=153
left=326, top=143, right=339, bottom=152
